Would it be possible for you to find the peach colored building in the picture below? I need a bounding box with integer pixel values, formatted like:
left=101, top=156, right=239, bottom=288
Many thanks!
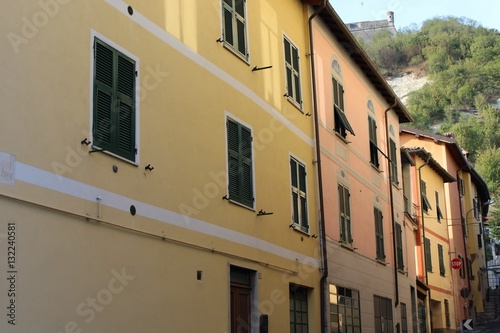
left=401, top=127, right=492, bottom=329
left=310, top=4, right=415, bottom=333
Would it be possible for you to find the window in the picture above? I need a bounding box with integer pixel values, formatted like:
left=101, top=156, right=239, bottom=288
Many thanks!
left=395, top=223, right=404, bottom=270
left=222, top=0, right=248, bottom=60
left=424, top=238, right=432, bottom=272
left=444, top=299, right=450, bottom=328
left=458, top=254, right=466, bottom=278
left=227, top=118, right=254, bottom=208
left=368, top=116, right=379, bottom=168
left=284, top=36, right=302, bottom=108
left=389, top=139, right=398, bottom=183
left=230, top=267, right=253, bottom=333
left=329, top=285, right=361, bottom=333
left=290, top=285, right=308, bottom=333
left=374, top=208, right=385, bottom=261
left=290, top=157, right=309, bottom=232
left=438, top=244, right=445, bottom=276
left=401, top=303, right=408, bottom=333
left=421, top=180, right=432, bottom=213
left=333, top=77, right=354, bottom=138
left=93, top=38, right=136, bottom=162
left=435, top=191, right=443, bottom=222
left=374, top=295, right=393, bottom=333
left=467, top=258, right=474, bottom=279
left=338, top=184, right=352, bottom=244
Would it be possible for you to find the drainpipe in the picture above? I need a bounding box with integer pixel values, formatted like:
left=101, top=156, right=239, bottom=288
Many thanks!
left=456, top=169, right=472, bottom=320
left=307, top=1, right=328, bottom=332
left=417, top=153, right=432, bottom=333
left=384, top=101, right=400, bottom=306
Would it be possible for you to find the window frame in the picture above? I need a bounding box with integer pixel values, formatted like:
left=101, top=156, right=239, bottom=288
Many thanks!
left=374, top=208, right=385, bottom=261
left=374, top=295, right=394, bottom=333
left=329, top=284, right=361, bottom=333
left=338, top=183, right=352, bottom=245
left=421, top=180, right=432, bottom=213
left=389, top=139, right=398, bottom=184
left=290, top=156, right=309, bottom=233
left=229, top=265, right=256, bottom=333
left=290, top=285, right=309, bottom=333
left=91, top=35, right=139, bottom=163
left=395, top=222, right=404, bottom=270
left=368, top=115, right=379, bottom=168
left=438, top=243, right=446, bottom=276
left=283, top=35, right=302, bottom=109
left=424, top=237, right=432, bottom=272
left=226, top=116, right=255, bottom=209
left=401, top=303, right=408, bottom=333
left=333, top=77, right=354, bottom=139
left=435, top=191, right=443, bottom=222
left=221, top=0, right=249, bottom=61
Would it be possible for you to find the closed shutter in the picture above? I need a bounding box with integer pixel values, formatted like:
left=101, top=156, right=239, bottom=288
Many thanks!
left=93, top=38, right=136, bottom=161
left=227, top=119, right=253, bottom=208
left=94, top=41, right=114, bottom=147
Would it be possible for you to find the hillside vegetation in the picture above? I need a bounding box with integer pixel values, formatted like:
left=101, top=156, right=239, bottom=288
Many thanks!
left=358, top=17, right=500, bottom=238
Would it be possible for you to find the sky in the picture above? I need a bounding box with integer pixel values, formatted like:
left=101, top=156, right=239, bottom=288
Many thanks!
left=329, top=0, right=500, bottom=31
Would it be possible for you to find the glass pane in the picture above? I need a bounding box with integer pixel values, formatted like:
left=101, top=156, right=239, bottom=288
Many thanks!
left=292, top=46, right=299, bottom=71
left=223, top=8, right=233, bottom=46
left=235, top=0, right=244, bottom=16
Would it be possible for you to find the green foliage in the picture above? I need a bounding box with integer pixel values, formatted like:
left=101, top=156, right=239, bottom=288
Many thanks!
left=359, top=17, right=500, bottom=240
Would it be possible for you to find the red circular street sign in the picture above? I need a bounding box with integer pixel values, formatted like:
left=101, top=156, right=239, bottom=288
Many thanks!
left=451, top=258, right=462, bottom=270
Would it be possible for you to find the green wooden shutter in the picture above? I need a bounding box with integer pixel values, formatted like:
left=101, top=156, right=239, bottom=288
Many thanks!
left=425, top=238, right=432, bottom=272
left=240, top=126, right=253, bottom=206
left=94, top=41, right=114, bottom=148
left=396, top=223, right=404, bottom=270
left=227, top=119, right=253, bottom=208
left=227, top=119, right=240, bottom=200
left=116, top=54, right=136, bottom=161
left=438, top=244, right=445, bottom=275
left=93, top=38, right=136, bottom=161
left=375, top=208, right=384, bottom=260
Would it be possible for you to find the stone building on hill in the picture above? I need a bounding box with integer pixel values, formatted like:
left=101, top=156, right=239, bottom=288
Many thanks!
left=346, top=11, right=397, bottom=42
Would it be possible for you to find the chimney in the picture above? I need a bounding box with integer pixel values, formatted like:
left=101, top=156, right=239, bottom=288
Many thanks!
left=387, top=11, right=395, bottom=26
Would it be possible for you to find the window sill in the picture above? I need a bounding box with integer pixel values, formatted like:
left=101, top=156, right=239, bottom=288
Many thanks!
left=398, top=268, right=406, bottom=275
left=90, top=145, right=138, bottom=166
left=339, top=241, right=354, bottom=251
left=376, top=258, right=387, bottom=265
left=226, top=196, right=255, bottom=212
left=334, top=132, right=349, bottom=144
left=370, top=163, right=382, bottom=173
left=286, top=97, right=303, bottom=113
left=290, top=223, right=310, bottom=236
left=222, top=43, right=250, bottom=65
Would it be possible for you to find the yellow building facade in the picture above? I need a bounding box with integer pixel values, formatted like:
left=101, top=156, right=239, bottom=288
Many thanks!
left=408, top=149, right=457, bottom=333
left=0, top=1, right=322, bottom=332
